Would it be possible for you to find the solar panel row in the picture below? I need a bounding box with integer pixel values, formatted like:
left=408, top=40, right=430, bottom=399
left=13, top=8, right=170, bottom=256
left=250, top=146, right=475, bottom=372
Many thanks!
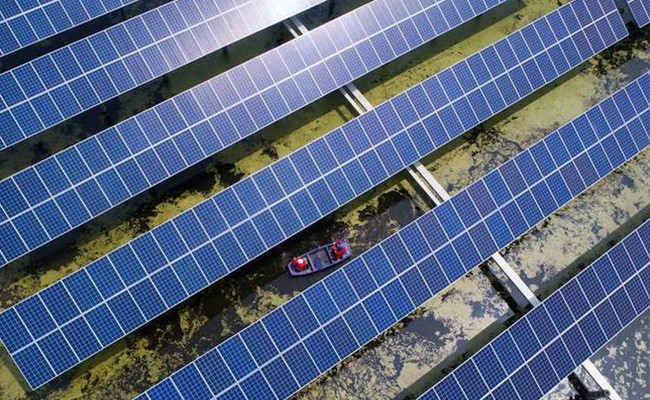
left=416, top=221, right=650, bottom=400
left=134, top=65, right=650, bottom=400
left=0, top=0, right=509, bottom=267
left=0, top=0, right=125, bottom=21
left=627, top=0, right=650, bottom=27
left=0, top=0, right=327, bottom=149
left=0, top=0, right=137, bottom=57
left=0, top=0, right=627, bottom=389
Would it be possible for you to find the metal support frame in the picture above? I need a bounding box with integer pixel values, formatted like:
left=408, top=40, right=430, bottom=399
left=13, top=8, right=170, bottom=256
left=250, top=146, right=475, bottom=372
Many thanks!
left=285, top=17, right=372, bottom=114
left=614, top=0, right=636, bottom=25
left=284, top=14, right=622, bottom=400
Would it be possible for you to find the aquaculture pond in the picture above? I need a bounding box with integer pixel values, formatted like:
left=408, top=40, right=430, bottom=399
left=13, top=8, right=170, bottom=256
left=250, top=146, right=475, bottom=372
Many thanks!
left=0, top=0, right=648, bottom=399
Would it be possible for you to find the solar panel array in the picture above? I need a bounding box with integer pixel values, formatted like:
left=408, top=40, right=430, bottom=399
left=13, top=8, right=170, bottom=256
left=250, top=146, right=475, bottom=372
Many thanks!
left=0, top=0, right=327, bottom=150
left=0, top=0, right=628, bottom=389
left=0, top=0, right=510, bottom=268
left=416, top=221, right=650, bottom=400
left=133, top=65, right=650, bottom=400
left=627, top=0, right=650, bottom=27
left=0, top=0, right=137, bottom=57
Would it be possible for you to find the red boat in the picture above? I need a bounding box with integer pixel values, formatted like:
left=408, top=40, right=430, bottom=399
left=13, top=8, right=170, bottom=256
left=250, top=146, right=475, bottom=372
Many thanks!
left=288, top=239, right=352, bottom=276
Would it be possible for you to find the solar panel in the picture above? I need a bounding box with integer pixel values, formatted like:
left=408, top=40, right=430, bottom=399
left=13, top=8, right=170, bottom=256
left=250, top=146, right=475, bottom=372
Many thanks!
left=131, top=66, right=650, bottom=400
left=0, top=0, right=328, bottom=150
left=0, top=0, right=137, bottom=57
left=416, top=221, right=650, bottom=400
left=627, top=0, right=650, bottom=27
left=0, top=0, right=628, bottom=389
left=0, top=0, right=511, bottom=267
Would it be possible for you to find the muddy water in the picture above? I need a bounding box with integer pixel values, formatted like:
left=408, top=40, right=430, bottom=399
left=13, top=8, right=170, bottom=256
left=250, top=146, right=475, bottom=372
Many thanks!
left=0, top=0, right=648, bottom=399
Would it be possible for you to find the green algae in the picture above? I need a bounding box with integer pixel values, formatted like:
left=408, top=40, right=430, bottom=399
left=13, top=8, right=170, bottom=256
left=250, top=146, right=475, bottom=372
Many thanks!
left=1, top=0, right=650, bottom=399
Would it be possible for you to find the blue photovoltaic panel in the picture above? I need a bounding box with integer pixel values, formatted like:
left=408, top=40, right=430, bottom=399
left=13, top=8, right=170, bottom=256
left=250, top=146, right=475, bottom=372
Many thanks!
left=0, top=0, right=327, bottom=149
left=0, top=0, right=628, bottom=389
left=0, top=0, right=137, bottom=57
left=0, top=0, right=510, bottom=268
left=416, top=221, right=650, bottom=400
left=628, top=0, right=650, bottom=27
left=134, top=64, right=650, bottom=400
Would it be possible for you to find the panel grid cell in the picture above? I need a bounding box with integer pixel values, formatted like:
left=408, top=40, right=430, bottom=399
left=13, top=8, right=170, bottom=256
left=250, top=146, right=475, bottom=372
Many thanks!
left=0, top=0, right=328, bottom=147
left=0, top=0, right=137, bottom=57
left=0, top=0, right=510, bottom=267
left=0, top=0, right=630, bottom=390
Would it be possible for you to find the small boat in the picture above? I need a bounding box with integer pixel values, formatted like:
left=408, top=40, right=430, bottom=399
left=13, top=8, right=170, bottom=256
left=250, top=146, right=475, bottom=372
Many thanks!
left=288, top=239, right=352, bottom=276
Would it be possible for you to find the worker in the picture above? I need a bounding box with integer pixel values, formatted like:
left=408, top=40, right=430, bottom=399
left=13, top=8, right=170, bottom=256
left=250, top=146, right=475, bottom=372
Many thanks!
left=331, top=239, right=347, bottom=260
left=292, top=256, right=309, bottom=271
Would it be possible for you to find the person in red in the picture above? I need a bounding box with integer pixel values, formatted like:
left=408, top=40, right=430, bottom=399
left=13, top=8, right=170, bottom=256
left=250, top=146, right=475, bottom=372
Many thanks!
left=331, top=239, right=347, bottom=261
left=292, top=256, right=309, bottom=271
